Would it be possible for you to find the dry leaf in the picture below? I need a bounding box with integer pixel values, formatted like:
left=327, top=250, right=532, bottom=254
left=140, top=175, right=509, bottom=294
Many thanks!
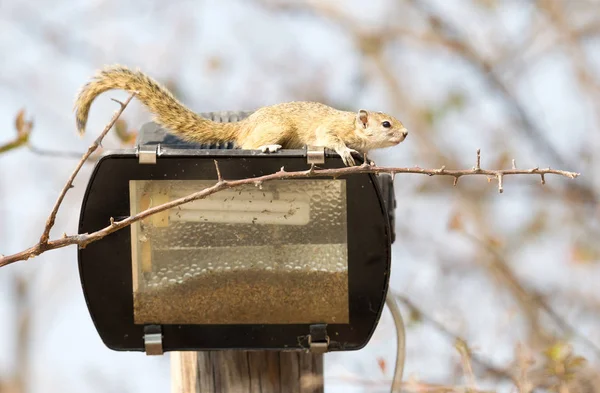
left=206, top=55, right=224, bottom=72
left=474, top=0, right=498, bottom=9
left=15, top=109, right=33, bottom=137
left=570, top=242, right=598, bottom=265
left=377, top=357, right=387, bottom=375
left=523, top=211, right=548, bottom=238
left=544, top=341, right=569, bottom=362
left=408, top=306, right=422, bottom=324
left=15, top=109, right=25, bottom=134
left=113, top=119, right=137, bottom=146
left=448, top=212, right=463, bottom=231
left=486, top=236, right=503, bottom=249
left=454, top=338, right=471, bottom=357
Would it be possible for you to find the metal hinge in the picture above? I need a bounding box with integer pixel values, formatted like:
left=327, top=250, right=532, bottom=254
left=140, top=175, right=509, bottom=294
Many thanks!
left=144, top=325, right=163, bottom=355
left=306, top=146, right=325, bottom=165
left=137, top=144, right=162, bottom=164
left=308, top=323, right=330, bottom=354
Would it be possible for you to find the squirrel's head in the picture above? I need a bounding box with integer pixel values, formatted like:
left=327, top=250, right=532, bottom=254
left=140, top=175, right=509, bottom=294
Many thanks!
left=353, top=109, right=408, bottom=149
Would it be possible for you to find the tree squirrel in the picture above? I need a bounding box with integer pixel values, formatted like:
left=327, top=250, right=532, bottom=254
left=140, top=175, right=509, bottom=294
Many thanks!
left=75, top=65, right=408, bottom=166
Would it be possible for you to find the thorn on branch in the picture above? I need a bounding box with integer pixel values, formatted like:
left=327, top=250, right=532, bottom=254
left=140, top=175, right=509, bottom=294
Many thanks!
left=512, top=159, right=516, bottom=169
left=62, top=232, right=67, bottom=239
left=110, top=217, right=115, bottom=226
left=540, top=174, right=546, bottom=185
left=453, top=176, right=460, bottom=186
left=110, top=98, right=126, bottom=109
left=214, top=160, right=223, bottom=183
left=308, top=163, right=315, bottom=175
left=474, top=149, right=481, bottom=171
left=497, top=174, right=504, bottom=193
left=279, top=166, right=286, bottom=173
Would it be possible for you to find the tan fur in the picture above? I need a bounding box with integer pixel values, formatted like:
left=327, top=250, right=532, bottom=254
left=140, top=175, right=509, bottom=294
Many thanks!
left=75, top=65, right=409, bottom=166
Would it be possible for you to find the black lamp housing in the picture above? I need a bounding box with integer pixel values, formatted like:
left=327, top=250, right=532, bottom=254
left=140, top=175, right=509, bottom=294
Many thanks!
left=77, top=111, right=396, bottom=354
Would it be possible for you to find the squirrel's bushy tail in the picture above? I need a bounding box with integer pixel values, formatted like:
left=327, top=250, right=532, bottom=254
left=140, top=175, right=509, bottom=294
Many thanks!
left=74, top=65, right=238, bottom=143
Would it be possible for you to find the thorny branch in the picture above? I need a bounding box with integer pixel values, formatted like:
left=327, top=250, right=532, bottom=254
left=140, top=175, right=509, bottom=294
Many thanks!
left=0, top=143, right=578, bottom=268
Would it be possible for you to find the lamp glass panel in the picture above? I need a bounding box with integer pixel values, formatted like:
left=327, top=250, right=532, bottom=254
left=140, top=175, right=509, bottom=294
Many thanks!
left=129, top=179, right=348, bottom=325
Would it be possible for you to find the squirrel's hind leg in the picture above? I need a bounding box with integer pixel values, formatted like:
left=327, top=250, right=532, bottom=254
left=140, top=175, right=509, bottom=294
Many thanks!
left=239, top=123, right=290, bottom=151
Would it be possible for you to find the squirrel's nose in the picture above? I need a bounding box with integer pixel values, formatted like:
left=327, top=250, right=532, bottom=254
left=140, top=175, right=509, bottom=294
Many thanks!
left=401, top=130, right=408, bottom=138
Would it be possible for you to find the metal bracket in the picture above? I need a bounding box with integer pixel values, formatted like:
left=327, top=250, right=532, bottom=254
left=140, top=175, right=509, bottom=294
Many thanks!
left=308, top=323, right=330, bottom=354
left=137, top=143, right=161, bottom=164
left=144, top=325, right=163, bottom=355
left=306, top=146, right=325, bottom=165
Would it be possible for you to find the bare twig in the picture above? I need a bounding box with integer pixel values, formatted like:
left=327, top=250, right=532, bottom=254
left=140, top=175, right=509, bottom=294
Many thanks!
left=311, top=374, right=495, bottom=393
left=515, top=344, right=535, bottom=393
left=405, top=0, right=600, bottom=207
left=0, top=149, right=579, bottom=268
left=460, top=229, right=600, bottom=358
left=13, top=273, right=33, bottom=393
left=37, top=93, right=136, bottom=246
left=0, top=133, right=29, bottom=154
left=28, top=145, right=96, bottom=160
left=255, top=0, right=600, bottom=210
left=407, top=0, right=568, bottom=168
left=396, top=293, right=517, bottom=384
left=455, top=338, right=478, bottom=391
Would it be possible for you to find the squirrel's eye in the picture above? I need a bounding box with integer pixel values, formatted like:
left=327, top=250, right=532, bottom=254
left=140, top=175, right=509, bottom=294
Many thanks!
left=382, top=121, right=391, bottom=128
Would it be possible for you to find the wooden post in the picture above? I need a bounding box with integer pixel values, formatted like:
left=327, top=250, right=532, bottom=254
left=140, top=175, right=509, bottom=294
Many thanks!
left=171, top=351, right=324, bottom=393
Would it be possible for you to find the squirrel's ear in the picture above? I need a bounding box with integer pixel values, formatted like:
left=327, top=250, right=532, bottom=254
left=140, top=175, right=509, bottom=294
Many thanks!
left=357, top=109, right=368, bottom=128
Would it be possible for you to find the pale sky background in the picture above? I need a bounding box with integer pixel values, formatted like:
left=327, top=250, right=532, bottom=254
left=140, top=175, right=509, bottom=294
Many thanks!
left=1, top=0, right=599, bottom=392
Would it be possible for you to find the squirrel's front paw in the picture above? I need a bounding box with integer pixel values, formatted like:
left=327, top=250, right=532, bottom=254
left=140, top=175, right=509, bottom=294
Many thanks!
left=336, top=147, right=359, bottom=166
left=259, top=144, right=282, bottom=153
